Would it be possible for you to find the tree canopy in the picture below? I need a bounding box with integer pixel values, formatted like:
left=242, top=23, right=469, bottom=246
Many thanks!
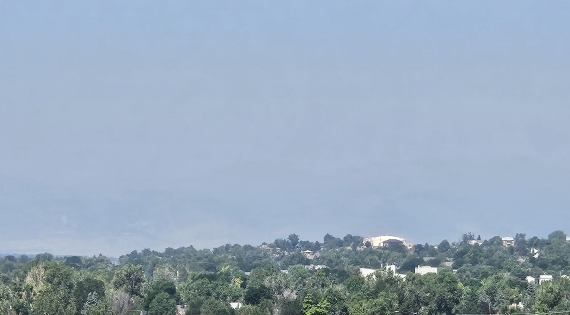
left=2, top=231, right=570, bottom=315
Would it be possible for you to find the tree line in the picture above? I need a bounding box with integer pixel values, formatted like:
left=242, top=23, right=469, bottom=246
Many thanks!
left=2, top=230, right=570, bottom=315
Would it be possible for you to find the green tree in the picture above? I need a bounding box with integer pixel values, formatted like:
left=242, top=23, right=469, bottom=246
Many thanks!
left=280, top=253, right=310, bottom=269
left=245, top=284, right=272, bottom=305
left=489, top=236, right=503, bottom=247
left=324, top=287, right=347, bottom=315
left=149, top=292, right=177, bottom=315
left=0, top=284, right=14, bottom=315
left=143, top=278, right=178, bottom=310
left=399, top=257, right=424, bottom=273
left=438, top=240, right=451, bottom=253
left=112, top=264, right=145, bottom=297
left=200, top=298, right=233, bottom=315
left=462, top=233, right=475, bottom=244
left=344, top=276, right=365, bottom=295
left=534, top=280, right=569, bottom=313
left=238, top=305, right=266, bottom=315
left=348, top=297, right=393, bottom=315
left=302, top=294, right=330, bottom=315
left=280, top=298, right=303, bottom=315
left=288, top=234, right=300, bottom=248
left=81, top=292, right=111, bottom=315
left=31, top=262, right=76, bottom=315
left=33, top=284, right=76, bottom=315
left=421, top=271, right=461, bottom=315
left=548, top=230, right=567, bottom=242
left=476, top=274, right=521, bottom=314
left=75, top=277, right=106, bottom=314
left=455, top=285, right=482, bottom=314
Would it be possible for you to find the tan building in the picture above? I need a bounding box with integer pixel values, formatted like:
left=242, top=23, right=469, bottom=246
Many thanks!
left=363, top=235, right=411, bottom=249
left=502, top=237, right=515, bottom=247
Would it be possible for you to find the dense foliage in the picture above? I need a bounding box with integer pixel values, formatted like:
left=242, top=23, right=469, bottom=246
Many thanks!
left=2, top=231, right=570, bottom=315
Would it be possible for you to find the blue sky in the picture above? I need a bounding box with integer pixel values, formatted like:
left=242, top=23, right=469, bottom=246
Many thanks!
left=1, top=1, right=570, bottom=256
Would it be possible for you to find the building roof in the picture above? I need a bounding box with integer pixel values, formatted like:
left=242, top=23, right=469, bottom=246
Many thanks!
left=364, top=235, right=407, bottom=246
left=359, top=268, right=377, bottom=277
left=230, top=302, right=243, bottom=309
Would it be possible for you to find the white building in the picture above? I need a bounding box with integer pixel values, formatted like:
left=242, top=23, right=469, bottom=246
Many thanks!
left=359, top=267, right=407, bottom=280
left=385, top=264, right=397, bottom=274
left=302, top=250, right=315, bottom=259
left=230, top=302, right=242, bottom=310
left=359, top=268, right=377, bottom=278
left=395, top=273, right=406, bottom=280
left=539, top=275, right=553, bottom=284
left=415, top=266, right=438, bottom=275
left=526, top=276, right=536, bottom=284
left=502, top=237, right=515, bottom=247
left=363, top=235, right=411, bottom=249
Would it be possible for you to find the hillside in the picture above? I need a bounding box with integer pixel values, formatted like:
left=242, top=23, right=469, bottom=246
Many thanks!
left=2, top=231, right=570, bottom=315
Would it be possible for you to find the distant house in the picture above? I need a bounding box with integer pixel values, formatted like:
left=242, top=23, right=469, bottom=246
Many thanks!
left=415, top=266, right=437, bottom=275
left=302, top=250, right=315, bottom=259
left=359, top=268, right=377, bottom=278
left=539, top=275, right=553, bottom=284
left=468, top=240, right=483, bottom=246
left=502, top=237, right=515, bottom=247
left=230, top=302, right=242, bottom=310
left=359, top=267, right=406, bottom=280
left=385, top=264, right=397, bottom=273
left=526, top=276, right=536, bottom=284
left=260, top=244, right=270, bottom=250
left=363, top=235, right=411, bottom=249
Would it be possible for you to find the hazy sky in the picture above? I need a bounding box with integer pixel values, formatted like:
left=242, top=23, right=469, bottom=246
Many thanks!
left=2, top=1, right=570, bottom=256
